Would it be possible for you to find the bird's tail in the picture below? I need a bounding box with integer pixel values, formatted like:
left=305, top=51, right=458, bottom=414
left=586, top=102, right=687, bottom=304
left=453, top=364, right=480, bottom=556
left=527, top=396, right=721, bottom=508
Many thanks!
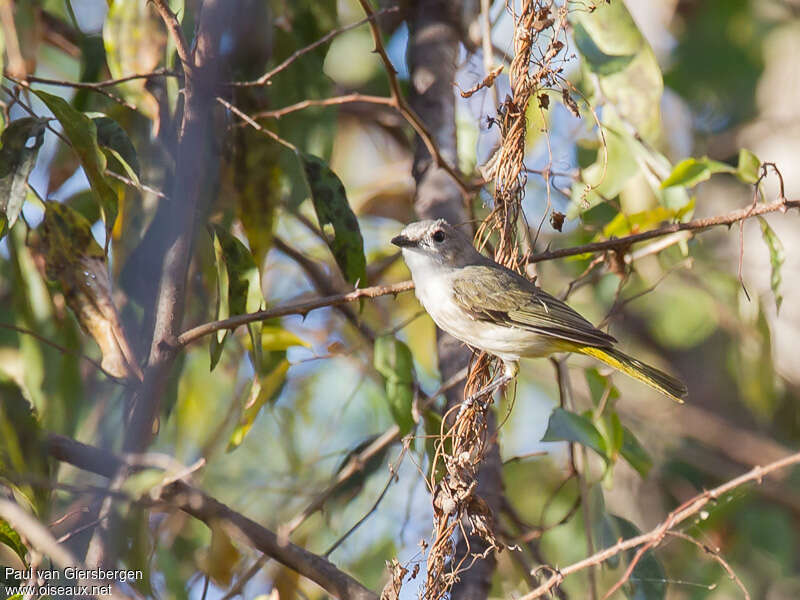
left=577, top=346, right=687, bottom=403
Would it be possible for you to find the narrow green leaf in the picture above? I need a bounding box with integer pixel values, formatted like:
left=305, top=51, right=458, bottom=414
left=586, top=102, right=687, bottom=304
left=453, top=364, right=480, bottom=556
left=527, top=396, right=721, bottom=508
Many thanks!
left=374, top=335, right=415, bottom=436
left=541, top=407, right=607, bottom=459
left=620, top=426, right=653, bottom=478
left=0, top=518, right=27, bottom=564
left=661, top=157, right=734, bottom=189
left=32, top=90, right=119, bottom=234
left=0, top=381, right=51, bottom=513
left=228, top=358, right=290, bottom=450
left=612, top=516, right=667, bottom=600
left=298, top=152, right=367, bottom=287
left=584, top=368, right=619, bottom=407
left=209, top=225, right=264, bottom=371
left=736, top=148, right=761, bottom=184
left=90, top=114, right=141, bottom=182
left=0, top=117, right=47, bottom=238
left=589, top=485, right=621, bottom=569
left=329, top=435, right=392, bottom=506
left=758, top=217, right=784, bottom=312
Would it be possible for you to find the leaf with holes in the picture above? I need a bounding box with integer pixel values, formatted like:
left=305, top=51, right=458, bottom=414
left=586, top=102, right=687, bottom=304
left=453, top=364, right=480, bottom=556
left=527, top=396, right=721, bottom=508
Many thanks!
left=299, top=152, right=366, bottom=287
left=209, top=225, right=264, bottom=371
left=32, top=90, right=118, bottom=234
left=38, top=201, right=142, bottom=381
left=758, top=217, right=784, bottom=312
left=0, top=117, right=47, bottom=238
left=541, top=407, right=607, bottom=460
left=374, top=335, right=415, bottom=436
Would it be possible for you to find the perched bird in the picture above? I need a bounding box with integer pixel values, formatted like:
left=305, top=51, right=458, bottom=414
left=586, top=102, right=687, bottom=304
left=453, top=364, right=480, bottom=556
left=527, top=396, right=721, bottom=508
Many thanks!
left=391, top=219, right=687, bottom=402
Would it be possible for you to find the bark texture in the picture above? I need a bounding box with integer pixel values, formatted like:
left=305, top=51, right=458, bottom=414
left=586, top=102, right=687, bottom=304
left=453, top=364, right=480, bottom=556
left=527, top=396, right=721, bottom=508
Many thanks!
left=407, top=2, right=502, bottom=597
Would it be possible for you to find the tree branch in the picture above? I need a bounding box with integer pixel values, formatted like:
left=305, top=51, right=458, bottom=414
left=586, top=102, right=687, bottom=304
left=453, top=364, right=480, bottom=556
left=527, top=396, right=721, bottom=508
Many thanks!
left=176, top=280, right=412, bottom=348
left=519, top=451, right=800, bottom=599
left=46, top=434, right=378, bottom=600
left=530, top=197, right=799, bottom=263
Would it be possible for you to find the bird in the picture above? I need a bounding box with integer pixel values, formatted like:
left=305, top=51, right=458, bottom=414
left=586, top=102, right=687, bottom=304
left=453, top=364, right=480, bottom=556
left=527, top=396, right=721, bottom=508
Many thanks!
left=391, top=219, right=687, bottom=403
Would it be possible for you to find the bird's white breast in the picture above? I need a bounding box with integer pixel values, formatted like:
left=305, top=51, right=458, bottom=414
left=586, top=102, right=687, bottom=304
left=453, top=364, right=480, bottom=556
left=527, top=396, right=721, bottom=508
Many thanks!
left=404, top=250, right=558, bottom=362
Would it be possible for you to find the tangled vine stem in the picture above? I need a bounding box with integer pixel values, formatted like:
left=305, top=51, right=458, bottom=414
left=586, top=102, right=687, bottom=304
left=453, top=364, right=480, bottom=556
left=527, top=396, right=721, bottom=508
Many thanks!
left=519, top=451, right=800, bottom=599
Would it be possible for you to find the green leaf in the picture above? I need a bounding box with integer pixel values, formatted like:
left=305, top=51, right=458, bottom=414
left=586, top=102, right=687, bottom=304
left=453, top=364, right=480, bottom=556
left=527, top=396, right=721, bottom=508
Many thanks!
left=209, top=225, right=264, bottom=371
left=0, top=117, right=47, bottom=238
left=374, top=335, right=415, bottom=436
left=620, top=426, right=653, bottom=478
left=228, top=358, right=290, bottom=450
left=298, top=152, right=367, bottom=287
left=661, top=157, right=735, bottom=189
left=612, top=516, right=667, bottom=600
left=0, top=381, right=51, bottom=513
left=758, top=217, right=784, bottom=312
left=736, top=148, right=761, bottom=184
left=32, top=90, right=118, bottom=234
left=541, top=407, right=607, bottom=459
left=597, top=411, right=624, bottom=461
left=571, top=2, right=662, bottom=140
left=90, top=114, right=141, bottom=182
left=329, top=434, right=393, bottom=506
left=0, top=518, right=27, bottom=564
left=585, top=368, right=620, bottom=407
left=589, top=485, right=621, bottom=569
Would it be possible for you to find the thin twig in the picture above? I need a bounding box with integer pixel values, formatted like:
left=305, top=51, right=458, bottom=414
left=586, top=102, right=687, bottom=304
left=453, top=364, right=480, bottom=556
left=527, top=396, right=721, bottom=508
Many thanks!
left=519, top=451, right=800, bottom=599
left=231, top=7, right=400, bottom=87
left=176, top=280, right=414, bottom=348
left=46, top=434, right=379, bottom=600
left=355, top=0, right=472, bottom=197
left=217, top=95, right=297, bottom=151
left=530, top=196, right=799, bottom=263
left=252, top=93, right=394, bottom=120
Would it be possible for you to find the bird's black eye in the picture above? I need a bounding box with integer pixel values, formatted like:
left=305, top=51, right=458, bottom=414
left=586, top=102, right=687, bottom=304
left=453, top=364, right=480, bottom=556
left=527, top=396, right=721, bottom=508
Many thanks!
left=432, top=230, right=445, bottom=243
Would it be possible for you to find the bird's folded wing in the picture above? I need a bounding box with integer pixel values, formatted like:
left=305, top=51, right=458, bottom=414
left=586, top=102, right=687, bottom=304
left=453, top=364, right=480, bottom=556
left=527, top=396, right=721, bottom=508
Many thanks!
left=451, top=265, right=616, bottom=348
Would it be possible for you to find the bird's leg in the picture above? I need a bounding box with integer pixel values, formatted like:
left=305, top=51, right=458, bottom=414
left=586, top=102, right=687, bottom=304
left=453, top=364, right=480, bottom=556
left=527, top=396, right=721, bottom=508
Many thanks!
left=461, top=360, right=519, bottom=409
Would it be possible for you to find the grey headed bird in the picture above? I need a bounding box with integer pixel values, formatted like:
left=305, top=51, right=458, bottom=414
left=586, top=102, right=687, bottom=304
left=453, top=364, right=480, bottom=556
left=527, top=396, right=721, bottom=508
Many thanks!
left=391, top=219, right=687, bottom=403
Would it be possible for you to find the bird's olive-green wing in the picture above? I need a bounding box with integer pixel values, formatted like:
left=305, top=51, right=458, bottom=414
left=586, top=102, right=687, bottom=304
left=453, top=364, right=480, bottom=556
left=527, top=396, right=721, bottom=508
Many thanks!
left=451, top=265, right=616, bottom=348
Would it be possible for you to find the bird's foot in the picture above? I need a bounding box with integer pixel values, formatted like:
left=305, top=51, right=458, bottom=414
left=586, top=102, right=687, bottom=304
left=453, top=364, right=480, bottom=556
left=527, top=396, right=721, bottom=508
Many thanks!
left=460, top=373, right=514, bottom=412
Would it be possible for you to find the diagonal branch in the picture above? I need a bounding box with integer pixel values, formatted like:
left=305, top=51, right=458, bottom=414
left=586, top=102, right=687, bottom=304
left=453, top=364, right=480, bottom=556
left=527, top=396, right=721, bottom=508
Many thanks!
left=46, top=434, right=378, bottom=600
left=519, top=451, right=800, bottom=599
left=531, top=196, right=799, bottom=263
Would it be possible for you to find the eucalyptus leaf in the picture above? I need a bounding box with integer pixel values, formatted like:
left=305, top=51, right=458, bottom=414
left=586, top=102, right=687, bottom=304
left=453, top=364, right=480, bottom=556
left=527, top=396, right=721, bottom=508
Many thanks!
left=541, top=407, right=607, bottom=460
left=0, top=117, right=47, bottom=238
left=209, top=225, right=264, bottom=371
left=91, top=114, right=141, bottom=182
left=736, top=148, right=761, bottom=184
left=374, top=335, right=415, bottom=436
left=612, top=516, right=667, bottom=600
left=0, top=518, right=27, bottom=565
left=758, top=217, right=784, bottom=312
left=661, top=157, right=735, bottom=189
left=620, top=426, right=653, bottom=478
left=298, top=152, right=367, bottom=287
left=32, top=90, right=118, bottom=233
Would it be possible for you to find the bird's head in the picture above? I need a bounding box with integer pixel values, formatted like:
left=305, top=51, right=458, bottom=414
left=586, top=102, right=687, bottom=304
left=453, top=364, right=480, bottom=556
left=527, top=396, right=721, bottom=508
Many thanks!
left=391, top=219, right=480, bottom=269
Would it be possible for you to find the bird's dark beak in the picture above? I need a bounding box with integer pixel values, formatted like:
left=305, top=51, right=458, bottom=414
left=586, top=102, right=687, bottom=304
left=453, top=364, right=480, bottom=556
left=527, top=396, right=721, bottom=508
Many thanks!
left=391, top=234, right=416, bottom=248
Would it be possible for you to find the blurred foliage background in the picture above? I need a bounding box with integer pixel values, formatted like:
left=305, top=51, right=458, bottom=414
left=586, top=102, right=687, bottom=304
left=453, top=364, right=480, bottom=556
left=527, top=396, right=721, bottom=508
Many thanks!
left=1, top=0, right=800, bottom=599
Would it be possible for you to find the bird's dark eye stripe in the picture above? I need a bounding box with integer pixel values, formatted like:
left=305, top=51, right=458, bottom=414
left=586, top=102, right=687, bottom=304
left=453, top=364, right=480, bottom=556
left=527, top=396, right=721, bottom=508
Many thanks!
left=432, top=230, right=445, bottom=242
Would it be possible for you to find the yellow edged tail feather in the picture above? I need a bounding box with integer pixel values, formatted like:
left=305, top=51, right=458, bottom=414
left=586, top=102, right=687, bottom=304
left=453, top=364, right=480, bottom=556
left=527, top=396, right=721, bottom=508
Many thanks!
left=577, top=346, right=687, bottom=403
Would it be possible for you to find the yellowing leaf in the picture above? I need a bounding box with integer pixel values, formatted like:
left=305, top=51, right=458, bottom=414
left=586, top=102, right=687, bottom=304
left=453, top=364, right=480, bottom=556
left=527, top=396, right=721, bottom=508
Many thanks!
left=198, top=521, right=241, bottom=587
left=36, top=202, right=142, bottom=381
left=661, top=156, right=734, bottom=189
left=228, top=359, right=290, bottom=451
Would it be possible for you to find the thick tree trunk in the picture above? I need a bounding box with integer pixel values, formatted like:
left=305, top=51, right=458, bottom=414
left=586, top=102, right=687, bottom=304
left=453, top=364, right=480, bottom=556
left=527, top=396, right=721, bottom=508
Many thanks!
left=407, top=2, right=502, bottom=598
